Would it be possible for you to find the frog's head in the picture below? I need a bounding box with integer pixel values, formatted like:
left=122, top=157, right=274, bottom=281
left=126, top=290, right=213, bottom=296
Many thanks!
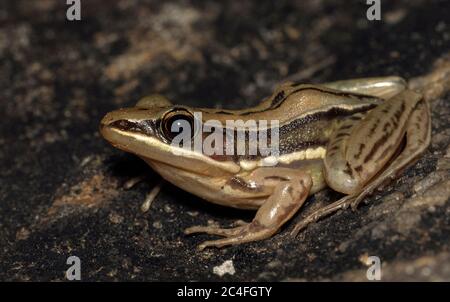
left=100, top=95, right=239, bottom=175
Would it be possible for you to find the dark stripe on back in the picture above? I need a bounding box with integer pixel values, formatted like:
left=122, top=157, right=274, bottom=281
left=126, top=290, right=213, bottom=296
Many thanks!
left=239, top=86, right=380, bottom=116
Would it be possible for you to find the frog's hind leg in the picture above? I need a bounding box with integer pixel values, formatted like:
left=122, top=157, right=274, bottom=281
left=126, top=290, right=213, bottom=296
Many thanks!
left=292, top=90, right=430, bottom=235
left=185, top=168, right=312, bottom=250
left=349, top=98, right=431, bottom=209
left=323, top=76, right=407, bottom=99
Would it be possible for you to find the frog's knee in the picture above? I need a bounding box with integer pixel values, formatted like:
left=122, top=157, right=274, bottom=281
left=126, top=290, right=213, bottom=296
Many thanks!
left=324, top=167, right=361, bottom=195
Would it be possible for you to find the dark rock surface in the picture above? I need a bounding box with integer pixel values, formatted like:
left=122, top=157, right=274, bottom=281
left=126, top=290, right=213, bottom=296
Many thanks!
left=0, top=0, right=449, bottom=281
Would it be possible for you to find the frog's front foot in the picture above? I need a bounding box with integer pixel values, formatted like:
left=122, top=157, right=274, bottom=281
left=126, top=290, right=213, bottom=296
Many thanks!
left=186, top=168, right=312, bottom=250
left=184, top=222, right=275, bottom=251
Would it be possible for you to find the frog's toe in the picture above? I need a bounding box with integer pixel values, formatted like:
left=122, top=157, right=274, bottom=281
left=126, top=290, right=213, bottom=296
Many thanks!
left=196, top=226, right=275, bottom=250
left=197, top=238, right=241, bottom=251
left=184, top=224, right=246, bottom=237
left=291, top=195, right=354, bottom=237
left=189, top=222, right=279, bottom=249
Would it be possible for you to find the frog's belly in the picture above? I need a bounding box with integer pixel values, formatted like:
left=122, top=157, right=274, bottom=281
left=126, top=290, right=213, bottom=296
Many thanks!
left=146, top=159, right=328, bottom=210
left=146, top=160, right=267, bottom=209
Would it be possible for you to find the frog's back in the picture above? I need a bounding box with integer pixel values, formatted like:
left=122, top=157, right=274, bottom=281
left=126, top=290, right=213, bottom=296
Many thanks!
left=197, top=84, right=382, bottom=162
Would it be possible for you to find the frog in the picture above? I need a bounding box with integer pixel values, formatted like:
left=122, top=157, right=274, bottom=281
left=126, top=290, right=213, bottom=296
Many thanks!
left=100, top=76, right=432, bottom=250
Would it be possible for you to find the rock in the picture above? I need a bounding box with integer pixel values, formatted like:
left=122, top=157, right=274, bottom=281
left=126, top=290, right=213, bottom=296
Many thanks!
left=213, top=260, right=236, bottom=277
left=0, top=0, right=449, bottom=281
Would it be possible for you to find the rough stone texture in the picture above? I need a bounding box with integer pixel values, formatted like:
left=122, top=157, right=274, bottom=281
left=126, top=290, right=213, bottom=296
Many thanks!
left=0, top=0, right=449, bottom=281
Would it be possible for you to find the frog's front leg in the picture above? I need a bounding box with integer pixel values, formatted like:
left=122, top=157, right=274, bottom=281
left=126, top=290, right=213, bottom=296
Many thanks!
left=185, top=168, right=312, bottom=250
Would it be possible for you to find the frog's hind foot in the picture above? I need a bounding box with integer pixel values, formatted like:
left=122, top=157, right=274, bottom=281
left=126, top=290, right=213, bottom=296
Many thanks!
left=291, top=195, right=354, bottom=237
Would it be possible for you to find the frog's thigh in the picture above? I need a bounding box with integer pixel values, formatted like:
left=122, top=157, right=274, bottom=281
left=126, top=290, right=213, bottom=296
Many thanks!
left=350, top=99, right=431, bottom=209
left=292, top=91, right=429, bottom=235
left=323, top=76, right=407, bottom=99
left=325, top=89, right=424, bottom=195
left=184, top=168, right=312, bottom=250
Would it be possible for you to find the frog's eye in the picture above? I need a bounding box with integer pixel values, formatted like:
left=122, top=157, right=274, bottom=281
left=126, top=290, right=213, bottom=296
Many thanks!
left=161, top=109, right=196, bottom=142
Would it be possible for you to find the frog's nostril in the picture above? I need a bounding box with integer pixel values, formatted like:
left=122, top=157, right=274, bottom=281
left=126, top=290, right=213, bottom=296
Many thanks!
left=110, top=120, right=131, bottom=130
left=100, top=113, right=115, bottom=126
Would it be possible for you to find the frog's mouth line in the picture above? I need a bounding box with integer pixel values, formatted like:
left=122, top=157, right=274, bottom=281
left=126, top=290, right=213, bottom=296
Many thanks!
left=100, top=125, right=241, bottom=175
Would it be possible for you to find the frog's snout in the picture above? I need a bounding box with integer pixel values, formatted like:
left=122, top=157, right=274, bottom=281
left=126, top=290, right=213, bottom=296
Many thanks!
left=99, top=108, right=135, bottom=133
left=99, top=110, right=129, bottom=141
left=100, top=113, right=111, bottom=129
